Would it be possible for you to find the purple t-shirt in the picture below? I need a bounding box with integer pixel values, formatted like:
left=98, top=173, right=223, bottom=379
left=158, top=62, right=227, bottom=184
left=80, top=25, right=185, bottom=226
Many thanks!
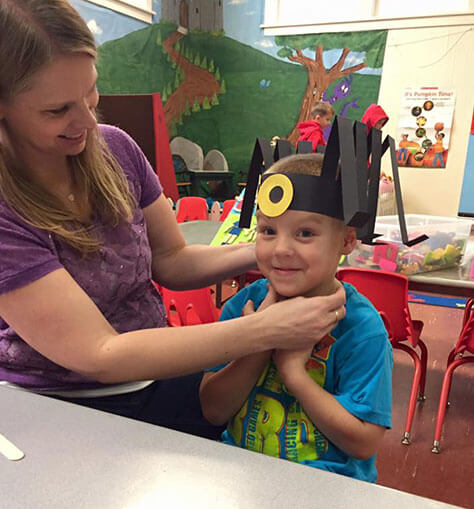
left=0, top=124, right=167, bottom=391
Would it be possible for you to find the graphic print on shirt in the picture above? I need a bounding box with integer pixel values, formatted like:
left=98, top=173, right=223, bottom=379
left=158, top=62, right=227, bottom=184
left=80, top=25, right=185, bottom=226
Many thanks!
left=227, top=334, right=336, bottom=462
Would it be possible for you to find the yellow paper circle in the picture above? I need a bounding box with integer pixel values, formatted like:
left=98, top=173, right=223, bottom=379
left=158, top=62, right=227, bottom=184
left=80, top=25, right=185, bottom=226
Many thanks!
left=257, top=174, right=294, bottom=217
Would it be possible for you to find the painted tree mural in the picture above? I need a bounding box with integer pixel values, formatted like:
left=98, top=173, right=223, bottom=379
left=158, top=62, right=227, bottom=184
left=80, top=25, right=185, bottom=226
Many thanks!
left=275, top=31, right=387, bottom=144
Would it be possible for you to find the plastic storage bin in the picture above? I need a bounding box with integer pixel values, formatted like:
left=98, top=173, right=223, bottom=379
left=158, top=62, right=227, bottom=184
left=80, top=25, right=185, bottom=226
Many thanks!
left=347, top=214, right=472, bottom=275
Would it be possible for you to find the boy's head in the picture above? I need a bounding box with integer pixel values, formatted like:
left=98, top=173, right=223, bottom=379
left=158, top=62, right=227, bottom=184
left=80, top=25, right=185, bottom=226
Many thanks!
left=310, top=101, right=334, bottom=130
left=255, top=153, right=357, bottom=299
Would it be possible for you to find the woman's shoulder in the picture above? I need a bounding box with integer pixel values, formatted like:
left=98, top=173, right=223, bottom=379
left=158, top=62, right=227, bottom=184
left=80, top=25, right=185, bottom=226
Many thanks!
left=98, top=124, right=162, bottom=207
left=98, top=124, right=142, bottom=167
left=99, top=123, right=132, bottom=143
left=0, top=194, right=47, bottom=240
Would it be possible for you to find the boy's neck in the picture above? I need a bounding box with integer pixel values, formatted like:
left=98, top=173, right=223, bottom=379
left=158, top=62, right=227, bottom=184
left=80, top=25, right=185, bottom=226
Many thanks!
left=276, top=278, right=341, bottom=301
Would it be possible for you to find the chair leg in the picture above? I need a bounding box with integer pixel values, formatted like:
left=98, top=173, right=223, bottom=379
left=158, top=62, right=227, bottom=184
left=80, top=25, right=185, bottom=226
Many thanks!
left=392, top=342, right=422, bottom=445
left=446, top=348, right=456, bottom=368
left=417, top=339, right=428, bottom=401
left=432, top=357, right=474, bottom=453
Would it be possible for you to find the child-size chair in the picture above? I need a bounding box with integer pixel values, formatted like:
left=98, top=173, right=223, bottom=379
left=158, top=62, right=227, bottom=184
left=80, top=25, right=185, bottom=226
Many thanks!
left=175, top=197, right=209, bottom=223
left=432, top=298, right=474, bottom=454
left=161, top=287, right=221, bottom=326
left=209, top=201, right=222, bottom=222
left=220, top=199, right=236, bottom=221
left=337, top=267, right=427, bottom=445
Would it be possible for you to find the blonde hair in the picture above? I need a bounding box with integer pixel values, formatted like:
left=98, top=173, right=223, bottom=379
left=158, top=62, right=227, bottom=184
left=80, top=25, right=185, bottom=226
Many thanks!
left=267, top=153, right=324, bottom=177
left=0, top=0, right=136, bottom=254
left=310, top=101, right=334, bottom=119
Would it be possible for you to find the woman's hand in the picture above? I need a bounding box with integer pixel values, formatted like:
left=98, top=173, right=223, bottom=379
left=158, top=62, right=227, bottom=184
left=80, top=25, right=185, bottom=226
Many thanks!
left=258, top=284, right=346, bottom=351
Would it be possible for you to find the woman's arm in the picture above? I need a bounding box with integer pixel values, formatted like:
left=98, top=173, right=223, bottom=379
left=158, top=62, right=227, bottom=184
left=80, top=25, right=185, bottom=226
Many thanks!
left=274, top=349, right=386, bottom=460
left=144, top=195, right=256, bottom=290
left=0, top=270, right=347, bottom=384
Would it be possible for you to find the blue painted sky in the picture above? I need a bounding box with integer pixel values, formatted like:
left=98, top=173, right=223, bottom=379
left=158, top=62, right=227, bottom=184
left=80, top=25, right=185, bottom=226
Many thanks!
left=70, top=0, right=147, bottom=45
left=223, top=0, right=380, bottom=74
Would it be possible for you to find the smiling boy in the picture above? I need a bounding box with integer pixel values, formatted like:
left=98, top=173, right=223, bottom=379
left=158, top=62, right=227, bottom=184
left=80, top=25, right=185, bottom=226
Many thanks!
left=200, top=153, right=393, bottom=483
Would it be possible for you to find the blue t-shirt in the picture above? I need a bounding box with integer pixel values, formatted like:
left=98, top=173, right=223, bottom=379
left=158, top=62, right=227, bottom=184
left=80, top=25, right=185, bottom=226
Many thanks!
left=210, top=280, right=393, bottom=483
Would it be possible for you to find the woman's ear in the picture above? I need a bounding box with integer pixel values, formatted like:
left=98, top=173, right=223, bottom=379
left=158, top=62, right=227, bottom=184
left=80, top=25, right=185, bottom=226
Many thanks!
left=342, top=227, right=357, bottom=255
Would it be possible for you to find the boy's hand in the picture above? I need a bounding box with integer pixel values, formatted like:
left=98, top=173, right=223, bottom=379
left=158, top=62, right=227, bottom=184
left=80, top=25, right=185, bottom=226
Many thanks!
left=273, top=346, right=312, bottom=384
left=242, top=284, right=277, bottom=316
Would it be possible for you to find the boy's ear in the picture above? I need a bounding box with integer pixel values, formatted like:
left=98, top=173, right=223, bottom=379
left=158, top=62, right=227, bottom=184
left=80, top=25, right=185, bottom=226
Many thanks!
left=341, top=227, right=358, bottom=255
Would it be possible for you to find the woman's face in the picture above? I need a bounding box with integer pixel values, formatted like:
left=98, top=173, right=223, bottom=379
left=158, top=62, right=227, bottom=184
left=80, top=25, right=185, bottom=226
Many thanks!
left=0, top=53, right=98, bottom=170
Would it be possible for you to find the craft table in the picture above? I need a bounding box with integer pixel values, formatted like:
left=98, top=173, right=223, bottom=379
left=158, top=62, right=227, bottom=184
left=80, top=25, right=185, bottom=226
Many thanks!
left=0, top=386, right=459, bottom=509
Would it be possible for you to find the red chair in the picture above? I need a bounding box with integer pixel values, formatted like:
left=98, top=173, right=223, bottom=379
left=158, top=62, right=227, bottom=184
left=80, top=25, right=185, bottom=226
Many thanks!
left=337, top=267, right=427, bottom=445
left=161, top=287, right=221, bottom=326
left=432, top=298, right=474, bottom=454
left=175, top=197, right=209, bottom=223
left=220, top=199, right=236, bottom=221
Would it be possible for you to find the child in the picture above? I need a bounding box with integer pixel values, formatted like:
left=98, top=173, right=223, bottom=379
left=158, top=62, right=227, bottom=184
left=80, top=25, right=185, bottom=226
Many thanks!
left=433, top=132, right=445, bottom=167
left=200, top=152, right=393, bottom=483
left=297, top=101, right=334, bottom=151
left=361, top=104, right=389, bottom=132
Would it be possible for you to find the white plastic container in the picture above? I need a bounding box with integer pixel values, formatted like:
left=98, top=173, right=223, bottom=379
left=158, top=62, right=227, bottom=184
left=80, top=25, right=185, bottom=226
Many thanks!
left=347, top=214, right=473, bottom=275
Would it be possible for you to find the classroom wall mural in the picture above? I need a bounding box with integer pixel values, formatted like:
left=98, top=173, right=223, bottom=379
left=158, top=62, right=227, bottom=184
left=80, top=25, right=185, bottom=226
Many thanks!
left=70, top=0, right=149, bottom=45
left=76, top=0, right=387, bottom=185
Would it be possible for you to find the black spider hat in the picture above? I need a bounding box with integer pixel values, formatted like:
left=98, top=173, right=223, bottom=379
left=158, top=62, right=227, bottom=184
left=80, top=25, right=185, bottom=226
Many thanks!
left=239, top=116, right=427, bottom=246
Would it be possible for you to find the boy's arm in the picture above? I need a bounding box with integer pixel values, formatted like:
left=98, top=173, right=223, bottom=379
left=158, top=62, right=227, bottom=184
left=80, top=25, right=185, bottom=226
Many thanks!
left=274, top=346, right=387, bottom=460
left=200, top=350, right=272, bottom=425
left=199, top=286, right=276, bottom=426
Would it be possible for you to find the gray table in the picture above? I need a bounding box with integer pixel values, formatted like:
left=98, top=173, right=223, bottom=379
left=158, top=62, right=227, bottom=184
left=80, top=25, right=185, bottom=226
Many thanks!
left=408, top=267, right=473, bottom=297
left=179, top=219, right=221, bottom=245
left=0, top=387, right=458, bottom=508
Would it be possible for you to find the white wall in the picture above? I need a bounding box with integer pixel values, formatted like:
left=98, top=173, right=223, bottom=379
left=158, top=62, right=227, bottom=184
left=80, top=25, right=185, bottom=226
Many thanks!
left=378, top=26, right=474, bottom=216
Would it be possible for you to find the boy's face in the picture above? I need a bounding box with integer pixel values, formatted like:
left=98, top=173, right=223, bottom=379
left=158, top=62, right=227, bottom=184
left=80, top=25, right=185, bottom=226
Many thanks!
left=315, top=113, right=333, bottom=129
left=256, top=209, right=356, bottom=298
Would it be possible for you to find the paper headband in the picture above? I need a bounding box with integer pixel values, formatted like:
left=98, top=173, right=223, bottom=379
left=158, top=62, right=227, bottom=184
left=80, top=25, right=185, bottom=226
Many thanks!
left=239, top=115, right=428, bottom=246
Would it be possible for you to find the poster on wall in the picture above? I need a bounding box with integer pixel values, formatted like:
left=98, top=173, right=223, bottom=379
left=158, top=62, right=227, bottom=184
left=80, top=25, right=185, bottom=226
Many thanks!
left=396, top=87, right=455, bottom=169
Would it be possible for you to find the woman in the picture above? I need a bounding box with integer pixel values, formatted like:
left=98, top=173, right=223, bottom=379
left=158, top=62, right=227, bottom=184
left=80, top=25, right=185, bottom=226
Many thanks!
left=0, top=0, right=346, bottom=437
